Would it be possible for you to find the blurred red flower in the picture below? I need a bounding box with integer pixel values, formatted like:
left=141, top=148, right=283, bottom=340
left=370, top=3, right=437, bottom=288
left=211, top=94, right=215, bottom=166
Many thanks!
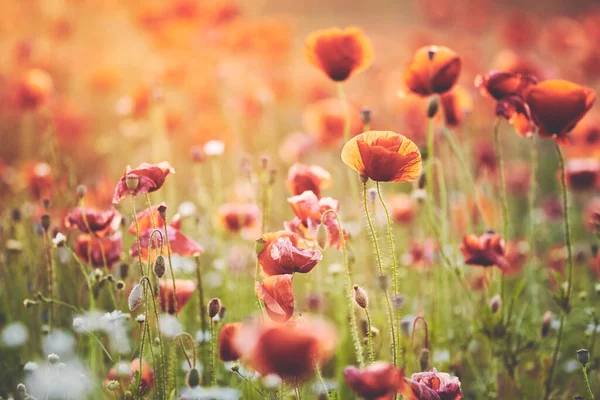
left=159, top=279, right=196, bottom=315
left=65, top=207, right=121, bottom=237
left=75, top=232, right=122, bottom=269
left=257, top=231, right=322, bottom=276
left=112, top=162, right=175, bottom=204
left=344, top=361, right=406, bottom=400
left=286, top=163, right=332, bottom=198
left=460, top=231, right=509, bottom=272
left=219, top=322, right=243, bottom=362
left=255, top=274, right=295, bottom=323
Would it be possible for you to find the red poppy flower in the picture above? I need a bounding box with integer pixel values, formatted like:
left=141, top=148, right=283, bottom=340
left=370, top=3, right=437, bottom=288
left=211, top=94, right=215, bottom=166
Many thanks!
left=505, top=239, right=530, bottom=275
left=583, top=197, right=600, bottom=233
left=65, top=207, right=121, bottom=237
left=341, top=131, right=422, bottom=183
left=402, top=239, right=436, bottom=272
left=235, top=318, right=337, bottom=382
left=106, top=358, right=154, bottom=394
left=344, top=362, right=406, bottom=400
left=495, top=95, right=536, bottom=137
left=525, top=80, right=596, bottom=142
left=23, top=162, right=54, bottom=201
left=505, top=162, right=531, bottom=195
left=218, top=203, right=260, bottom=233
left=14, top=68, right=54, bottom=110
left=74, top=232, right=122, bottom=269
left=440, top=86, right=472, bottom=127
left=564, top=113, right=600, bottom=158
left=284, top=190, right=348, bottom=250
left=404, top=46, right=462, bottom=97
left=255, top=274, right=295, bottom=323
left=302, top=98, right=362, bottom=147
left=130, top=225, right=203, bottom=262
left=304, top=27, right=374, bottom=82
left=257, top=231, right=322, bottom=276
left=286, top=163, right=332, bottom=198
left=404, top=368, right=463, bottom=400
left=460, top=231, right=509, bottom=271
left=112, top=162, right=175, bottom=204
left=159, top=279, right=196, bottom=315
left=219, top=323, right=243, bottom=362
left=389, top=194, right=417, bottom=225
left=564, top=158, right=600, bottom=191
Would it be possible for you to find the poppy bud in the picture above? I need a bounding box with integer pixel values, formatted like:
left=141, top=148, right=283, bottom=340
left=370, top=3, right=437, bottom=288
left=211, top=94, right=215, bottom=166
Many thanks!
left=157, top=205, right=167, bottom=220
left=316, top=224, right=328, bottom=249
left=191, top=146, right=205, bottom=163
left=255, top=238, right=266, bottom=255
left=419, top=348, right=430, bottom=371
left=231, top=363, right=240, bottom=372
left=489, top=294, right=502, bottom=314
left=260, top=155, right=269, bottom=170
left=76, top=184, right=87, bottom=199
left=128, top=283, right=144, bottom=311
left=359, top=173, right=369, bottom=183
left=125, top=174, right=140, bottom=192
left=153, top=255, right=166, bottom=278
left=360, top=107, right=372, bottom=125
left=353, top=285, right=368, bottom=309
left=187, top=368, right=200, bottom=388
left=267, top=168, right=277, bottom=186
left=577, top=349, right=590, bottom=366
left=208, top=298, right=222, bottom=319
left=17, top=383, right=26, bottom=393
left=40, top=214, right=51, bottom=232
left=93, top=269, right=103, bottom=281
left=427, top=96, right=439, bottom=118
left=541, top=311, right=553, bottom=338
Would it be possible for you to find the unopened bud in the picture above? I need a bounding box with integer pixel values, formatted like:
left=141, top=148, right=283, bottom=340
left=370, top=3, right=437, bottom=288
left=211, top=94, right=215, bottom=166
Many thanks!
left=316, top=224, right=328, bottom=249
left=489, top=294, right=502, bottom=314
left=116, top=280, right=125, bottom=290
left=128, top=283, right=144, bottom=311
left=267, top=168, right=276, bottom=186
left=231, top=363, right=240, bottom=372
left=353, top=285, right=368, bottom=309
left=260, top=155, right=269, bottom=170
left=208, top=298, right=222, bottom=319
left=125, top=174, right=139, bottom=192
left=360, top=107, right=372, bottom=125
left=17, top=383, right=26, bottom=393
left=187, top=368, right=200, bottom=388
left=427, top=96, right=439, bottom=118
left=157, top=205, right=167, bottom=220
left=577, top=348, right=590, bottom=366
left=419, top=348, right=430, bottom=371
left=153, top=255, right=166, bottom=278
left=359, top=173, right=369, bottom=183
left=76, top=184, right=87, bottom=198
left=541, top=311, right=553, bottom=338
left=255, top=238, right=266, bottom=255
left=41, top=214, right=51, bottom=232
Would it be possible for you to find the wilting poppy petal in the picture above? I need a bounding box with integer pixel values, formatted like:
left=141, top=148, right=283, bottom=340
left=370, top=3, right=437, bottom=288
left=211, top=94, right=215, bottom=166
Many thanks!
left=495, top=95, right=536, bottom=137
left=304, top=26, right=374, bottom=82
left=341, top=131, right=422, bottom=183
left=405, top=368, right=463, bottom=400
left=131, top=225, right=203, bottom=262
left=219, top=323, right=243, bottom=362
left=475, top=71, right=537, bottom=100
left=404, top=46, right=461, bottom=96
left=255, top=274, right=295, bottom=323
left=258, top=231, right=322, bottom=276
left=344, top=362, right=406, bottom=400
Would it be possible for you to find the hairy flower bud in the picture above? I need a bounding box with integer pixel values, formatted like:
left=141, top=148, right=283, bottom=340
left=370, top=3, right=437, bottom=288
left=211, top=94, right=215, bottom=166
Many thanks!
left=153, top=255, right=166, bottom=278
left=128, top=283, right=144, bottom=311
left=316, top=224, right=328, bottom=249
left=187, top=368, right=200, bottom=388
left=489, top=294, right=502, bottom=314
left=353, top=285, right=368, bottom=309
left=208, top=298, right=222, bottom=319
left=577, top=349, right=590, bottom=366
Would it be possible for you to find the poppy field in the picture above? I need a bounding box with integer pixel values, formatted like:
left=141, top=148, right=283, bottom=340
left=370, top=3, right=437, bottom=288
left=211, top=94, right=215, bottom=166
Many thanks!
left=3, top=0, right=600, bottom=399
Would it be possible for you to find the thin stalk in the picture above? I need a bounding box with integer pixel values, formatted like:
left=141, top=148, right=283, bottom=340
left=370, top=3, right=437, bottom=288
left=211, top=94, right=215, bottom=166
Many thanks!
left=160, top=213, right=179, bottom=316
left=314, top=361, right=331, bottom=400
left=365, top=308, right=375, bottom=364
left=210, top=320, right=217, bottom=386
left=527, top=136, right=540, bottom=321
left=555, top=142, right=574, bottom=306
left=337, top=83, right=360, bottom=204
left=42, top=231, right=54, bottom=330
left=234, top=369, right=266, bottom=398
left=493, top=119, right=508, bottom=324
left=195, top=256, right=208, bottom=339
left=582, top=366, right=595, bottom=400
left=80, top=327, right=115, bottom=363
left=543, top=313, right=566, bottom=400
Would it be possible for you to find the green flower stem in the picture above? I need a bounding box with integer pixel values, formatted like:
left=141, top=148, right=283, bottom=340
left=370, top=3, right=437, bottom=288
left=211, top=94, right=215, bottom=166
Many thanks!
left=493, top=119, right=508, bottom=324
left=582, top=366, right=595, bottom=400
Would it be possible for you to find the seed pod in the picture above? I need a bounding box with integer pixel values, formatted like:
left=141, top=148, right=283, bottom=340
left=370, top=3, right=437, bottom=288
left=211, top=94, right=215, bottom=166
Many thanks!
left=419, top=348, right=430, bottom=371
left=489, top=294, right=502, bottom=314
left=153, top=255, right=166, bottom=278
left=187, top=368, right=200, bottom=388
left=316, top=224, right=328, bottom=249
left=76, top=185, right=87, bottom=199
left=208, top=298, right=222, bottom=319
left=157, top=205, right=167, bottom=220
left=255, top=238, right=266, bottom=255
left=577, top=349, right=590, bottom=366
left=128, top=284, right=144, bottom=311
left=125, top=174, right=140, bottom=192
left=359, top=173, right=369, bottom=183
left=116, top=280, right=125, bottom=290
left=353, top=285, right=368, bottom=309
left=41, top=214, right=51, bottom=232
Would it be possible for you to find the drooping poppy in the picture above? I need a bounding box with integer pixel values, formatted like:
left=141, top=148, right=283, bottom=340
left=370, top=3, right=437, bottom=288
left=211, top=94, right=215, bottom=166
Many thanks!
left=460, top=231, right=509, bottom=272
left=65, top=207, right=121, bottom=237
left=344, top=362, right=406, bottom=400
left=218, top=203, right=260, bottom=233
left=525, top=79, right=596, bottom=142
left=234, top=317, right=337, bottom=382
left=255, top=274, right=295, bottom=323
left=112, top=162, right=175, bottom=204
left=286, top=163, right=332, bottom=198
left=403, top=46, right=462, bottom=97
left=257, top=231, right=322, bottom=276
left=304, top=26, right=374, bottom=82
left=219, top=323, right=243, bottom=362
left=403, top=368, right=463, bottom=400
left=74, top=232, right=123, bottom=269
left=341, top=131, right=422, bottom=183
left=159, top=279, right=196, bottom=315
left=439, top=86, right=472, bottom=127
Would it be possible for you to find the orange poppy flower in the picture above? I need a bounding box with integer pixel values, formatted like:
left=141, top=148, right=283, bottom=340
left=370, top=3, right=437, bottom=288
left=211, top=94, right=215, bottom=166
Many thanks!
left=255, top=274, right=295, bottom=323
left=159, top=279, right=196, bottom=315
left=112, top=162, right=175, bottom=204
left=344, top=361, right=406, bottom=400
left=218, top=203, right=260, bottom=233
left=302, top=98, right=362, bottom=147
left=219, top=323, right=243, bottom=362
left=440, top=86, right=472, bottom=127
left=127, top=204, right=168, bottom=235
left=286, top=163, right=332, bottom=198
left=304, top=27, right=374, bottom=82
left=65, top=207, right=121, bottom=237
left=389, top=193, right=417, bottom=225
left=403, top=46, right=461, bottom=97
left=234, top=318, right=337, bottom=382
left=15, top=68, right=54, bottom=111
left=257, top=231, right=322, bottom=276
left=525, top=80, right=596, bottom=142
left=341, top=131, right=422, bottom=183
left=74, top=232, right=122, bottom=269
left=460, top=231, right=509, bottom=272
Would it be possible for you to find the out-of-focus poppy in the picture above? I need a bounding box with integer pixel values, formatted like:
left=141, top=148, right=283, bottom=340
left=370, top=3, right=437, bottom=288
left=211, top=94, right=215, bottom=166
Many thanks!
left=404, top=46, right=461, bottom=97
left=505, top=239, right=530, bottom=275
left=302, top=98, right=362, bottom=147
left=218, top=203, right=260, bottom=233
left=499, top=12, right=540, bottom=49
left=130, top=224, right=203, bottom=262
left=255, top=274, right=295, bottom=323
left=304, top=27, right=374, bottom=82
left=106, top=358, right=154, bottom=394
left=525, top=80, right=596, bottom=143
left=389, top=193, right=416, bottom=225
left=403, top=368, right=463, bottom=400
left=564, top=113, right=600, bottom=158
left=284, top=190, right=348, bottom=250
left=112, top=162, right=175, bottom=204
left=341, top=131, right=422, bottom=183
left=491, top=50, right=551, bottom=81
left=460, top=231, right=509, bottom=271
left=401, top=239, right=436, bottom=271
left=257, top=231, right=322, bottom=276
left=473, top=140, right=497, bottom=177
left=583, top=197, right=600, bottom=233
left=159, top=279, right=196, bottom=315
left=75, top=232, right=123, bottom=269
left=14, top=68, right=54, bottom=111
left=440, top=86, right=472, bottom=127
left=286, top=163, right=332, bottom=198
left=541, top=17, right=588, bottom=60
left=279, top=132, right=317, bottom=162
left=505, top=162, right=531, bottom=195
left=234, top=317, right=337, bottom=382
left=65, top=207, right=121, bottom=237
left=564, top=158, right=600, bottom=191
left=219, top=322, right=243, bottom=362
left=344, top=361, right=406, bottom=400
left=394, top=92, right=430, bottom=146
left=23, top=162, right=54, bottom=200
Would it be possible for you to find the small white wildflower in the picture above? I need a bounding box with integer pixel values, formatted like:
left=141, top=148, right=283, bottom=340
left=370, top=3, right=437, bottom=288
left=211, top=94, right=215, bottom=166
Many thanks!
left=159, top=314, right=182, bottom=338
left=195, top=330, right=211, bottom=344
left=203, top=140, right=225, bottom=157
left=1, top=322, right=29, bottom=347
left=262, top=374, right=282, bottom=388
left=106, top=380, right=120, bottom=391
left=128, top=283, right=144, bottom=311
left=115, top=361, right=130, bottom=378
left=102, top=310, right=127, bottom=323
left=178, top=201, right=197, bottom=217
left=43, top=330, right=75, bottom=358
left=72, top=318, right=84, bottom=331
left=25, top=359, right=91, bottom=399
left=136, top=315, right=146, bottom=324
left=52, top=232, right=66, bottom=247
left=23, top=361, right=38, bottom=372
left=47, top=353, right=60, bottom=364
